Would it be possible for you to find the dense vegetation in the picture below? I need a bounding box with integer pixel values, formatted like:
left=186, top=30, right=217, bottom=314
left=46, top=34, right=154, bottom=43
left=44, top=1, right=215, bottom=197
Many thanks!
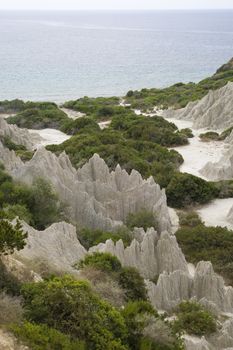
left=0, top=220, right=27, bottom=255
left=173, top=301, right=217, bottom=336
left=63, top=96, right=120, bottom=120
left=14, top=275, right=182, bottom=350
left=79, top=252, right=148, bottom=302
left=166, top=173, right=218, bottom=208
left=77, top=227, right=132, bottom=250
left=126, top=210, right=156, bottom=231
left=0, top=165, right=63, bottom=229
left=176, top=213, right=233, bottom=285
left=47, top=116, right=184, bottom=189
left=199, top=125, right=233, bottom=141
left=125, top=65, right=233, bottom=110
left=7, top=102, right=69, bottom=130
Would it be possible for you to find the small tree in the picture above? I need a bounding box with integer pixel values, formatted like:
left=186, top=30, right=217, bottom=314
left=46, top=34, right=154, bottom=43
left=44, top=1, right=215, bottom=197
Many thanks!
left=0, top=220, right=27, bottom=255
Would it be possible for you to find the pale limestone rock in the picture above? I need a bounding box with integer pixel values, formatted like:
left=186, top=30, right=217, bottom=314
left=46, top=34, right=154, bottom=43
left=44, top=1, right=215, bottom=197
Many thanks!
left=0, top=118, right=42, bottom=150
left=163, top=82, right=233, bottom=130
left=0, top=141, right=23, bottom=172
left=146, top=270, right=192, bottom=311
left=15, top=221, right=86, bottom=273
left=200, top=145, right=233, bottom=181
left=0, top=329, right=29, bottom=350
left=184, top=336, right=211, bottom=350
left=90, top=229, right=188, bottom=279
left=192, top=262, right=233, bottom=313
left=1, top=146, right=171, bottom=232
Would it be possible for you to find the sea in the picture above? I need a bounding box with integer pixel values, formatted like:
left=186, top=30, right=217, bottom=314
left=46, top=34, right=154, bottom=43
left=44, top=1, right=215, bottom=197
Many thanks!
left=0, top=10, right=233, bottom=102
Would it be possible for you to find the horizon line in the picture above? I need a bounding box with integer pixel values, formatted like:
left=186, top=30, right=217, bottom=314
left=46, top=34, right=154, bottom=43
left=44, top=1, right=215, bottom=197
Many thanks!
left=1, top=8, right=233, bottom=11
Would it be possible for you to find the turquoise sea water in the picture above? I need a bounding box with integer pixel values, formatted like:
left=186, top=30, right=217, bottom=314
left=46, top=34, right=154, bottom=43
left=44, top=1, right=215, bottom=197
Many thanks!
left=0, top=10, right=233, bottom=102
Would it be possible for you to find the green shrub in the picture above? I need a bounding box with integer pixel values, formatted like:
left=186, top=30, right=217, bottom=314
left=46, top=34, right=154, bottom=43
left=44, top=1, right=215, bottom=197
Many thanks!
left=199, top=131, right=219, bottom=141
left=78, top=227, right=132, bottom=250
left=46, top=127, right=183, bottom=190
left=176, top=224, right=233, bottom=285
left=173, top=301, right=217, bottom=336
left=180, top=128, right=194, bottom=138
left=29, top=178, right=62, bottom=230
left=21, top=276, right=128, bottom=349
left=7, top=103, right=69, bottom=130
left=126, top=210, right=156, bottom=230
left=118, top=267, right=147, bottom=301
left=178, top=211, right=203, bottom=228
left=0, top=220, right=27, bottom=255
left=0, top=99, right=26, bottom=113
left=122, top=301, right=158, bottom=349
left=166, top=173, right=218, bottom=208
left=0, top=260, right=22, bottom=296
left=79, top=252, right=122, bottom=273
left=63, top=96, right=120, bottom=119
left=12, top=322, right=85, bottom=350
left=61, top=117, right=100, bottom=135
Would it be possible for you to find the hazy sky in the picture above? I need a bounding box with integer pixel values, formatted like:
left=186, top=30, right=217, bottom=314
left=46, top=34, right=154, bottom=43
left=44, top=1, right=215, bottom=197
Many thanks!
left=1, top=0, right=233, bottom=10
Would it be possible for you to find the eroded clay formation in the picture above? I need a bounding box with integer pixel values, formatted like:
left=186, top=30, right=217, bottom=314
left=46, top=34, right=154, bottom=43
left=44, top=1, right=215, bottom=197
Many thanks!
left=0, top=118, right=42, bottom=150
left=163, top=82, right=233, bottom=130
left=0, top=143, right=172, bottom=232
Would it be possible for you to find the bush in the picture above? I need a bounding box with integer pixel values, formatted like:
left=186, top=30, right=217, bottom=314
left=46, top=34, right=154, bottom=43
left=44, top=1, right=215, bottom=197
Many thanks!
left=173, top=301, right=217, bottom=336
left=199, top=131, right=219, bottom=141
left=30, top=178, right=62, bottom=230
left=79, top=252, right=122, bottom=273
left=0, top=220, right=27, bottom=255
left=79, top=267, right=126, bottom=308
left=126, top=210, right=156, bottom=230
left=122, top=301, right=158, bottom=350
left=21, top=276, right=128, bottom=349
left=61, top=117, right=100, bottom=135
left=178, top=211, right=203, bottom=228
left=77, top=226, right=132, bottom=250
left=0, top=292, right=23, bottom=325
left=176, top=224, right=233, bottom=285
left=0, top=259, right=22, bottom=296
left=118, top=267, right=147, bottom=301
left=166, top=173, right=218, bottom=208
left=12, top=322, right=85, bottom=350
left=180, top=128, right=194, bottom=138
left=46, top=121, right=183, bottom=190
left=7, top=103, right=69, bottom=130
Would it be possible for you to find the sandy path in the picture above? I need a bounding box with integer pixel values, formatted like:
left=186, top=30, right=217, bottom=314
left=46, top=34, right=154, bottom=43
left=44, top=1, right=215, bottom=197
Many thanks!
left=60, top=107, right=85, bottom=120
left=164, top=118, right=226, bottom=180
left=28, top=128, right=70, bottom=148
left=197, top=198, right=233, bottom=230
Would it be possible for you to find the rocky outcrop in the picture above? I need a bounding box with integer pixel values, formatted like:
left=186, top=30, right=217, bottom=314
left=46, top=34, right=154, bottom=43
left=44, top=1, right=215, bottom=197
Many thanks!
left=184, top=336, right=211, bottom=350
left=146, top=260, right=233, bottom=314
left=0, top=118, right=42, bottom=150
left=200, top=142, right=233, bottom=181
left=0, top=141, right=23, bottom=171
left=1, top=146, right=172, bottom=232
left=163, top=82, right=233, bottom=130
left=15, top=221, right=86, bottom=273
left=90, top=229, right=188, bottom=279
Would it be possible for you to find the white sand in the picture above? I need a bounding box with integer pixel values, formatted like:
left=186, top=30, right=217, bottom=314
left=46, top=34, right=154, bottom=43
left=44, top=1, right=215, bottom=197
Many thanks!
left=98, top=121, right=111, bottom=129
left=197, top=198, right=233, bottom=230
left=28, top=128, right=70, bottom=148
left=164, top=118, right=226, bottom=180
left=60, top=107, right=85, bottom=120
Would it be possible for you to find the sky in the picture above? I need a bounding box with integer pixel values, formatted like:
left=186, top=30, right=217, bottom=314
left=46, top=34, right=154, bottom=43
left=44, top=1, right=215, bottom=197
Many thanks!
left=0, top=0, right=233, bottom=10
